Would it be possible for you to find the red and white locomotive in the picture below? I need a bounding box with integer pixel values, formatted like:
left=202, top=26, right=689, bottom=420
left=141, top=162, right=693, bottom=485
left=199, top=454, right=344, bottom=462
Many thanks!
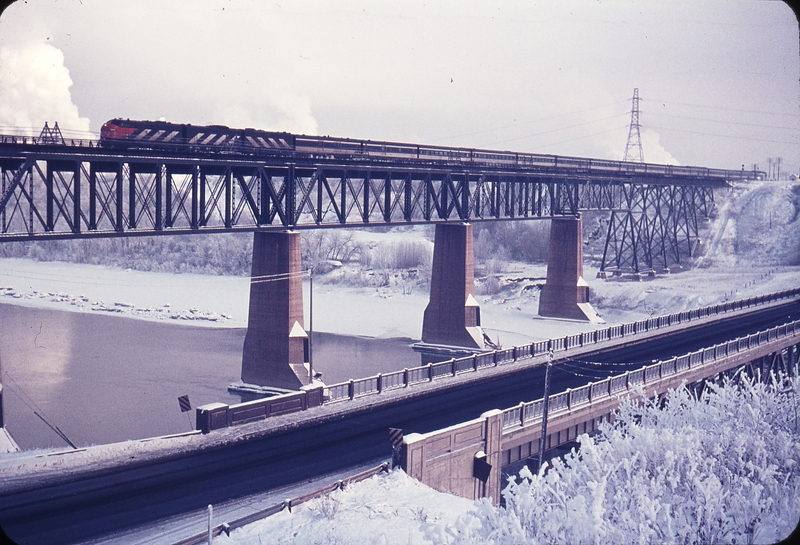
left=100, top=118, right=295, bottom=154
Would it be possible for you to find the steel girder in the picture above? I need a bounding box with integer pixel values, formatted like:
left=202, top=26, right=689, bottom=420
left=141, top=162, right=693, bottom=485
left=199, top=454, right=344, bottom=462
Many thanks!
left=0, top=157, right=590, bottom=241
left=0, top=151, right=725, bottom=277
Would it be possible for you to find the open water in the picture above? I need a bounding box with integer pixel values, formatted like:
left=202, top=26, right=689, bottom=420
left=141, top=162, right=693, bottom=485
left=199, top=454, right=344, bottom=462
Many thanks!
left=0, top=303, right=419, bottom=450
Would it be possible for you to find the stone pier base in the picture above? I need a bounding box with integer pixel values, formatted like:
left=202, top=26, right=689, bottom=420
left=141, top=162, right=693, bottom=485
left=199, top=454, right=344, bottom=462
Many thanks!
left=539, top=214, right=601, bottom=322
left=241, top=231, right=310, bottom=390
left=421, top=223, right=485, bottom=349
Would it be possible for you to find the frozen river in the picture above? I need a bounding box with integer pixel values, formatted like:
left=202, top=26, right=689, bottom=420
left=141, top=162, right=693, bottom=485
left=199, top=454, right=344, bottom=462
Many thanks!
left=0, top=303, right=419, bottom=450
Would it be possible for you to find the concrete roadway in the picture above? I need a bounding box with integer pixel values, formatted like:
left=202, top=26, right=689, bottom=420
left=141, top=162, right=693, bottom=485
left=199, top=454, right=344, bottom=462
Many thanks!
left=1, top=300, right=798, bottom=544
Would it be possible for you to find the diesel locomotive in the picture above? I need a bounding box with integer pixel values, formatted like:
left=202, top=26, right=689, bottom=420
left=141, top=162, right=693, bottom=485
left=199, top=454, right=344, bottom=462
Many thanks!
left=100, top=118, right=295, bottom=154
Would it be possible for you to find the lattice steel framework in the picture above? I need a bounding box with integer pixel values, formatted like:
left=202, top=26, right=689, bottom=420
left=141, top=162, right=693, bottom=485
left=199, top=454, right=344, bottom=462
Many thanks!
left=0, top=143, right=762, bottom=273
left=599, top=184, right=716, bottom=274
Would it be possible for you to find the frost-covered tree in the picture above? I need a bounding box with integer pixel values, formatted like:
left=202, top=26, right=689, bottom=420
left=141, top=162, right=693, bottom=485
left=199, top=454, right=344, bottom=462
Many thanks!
left=440, top=375, right=800, bottom=545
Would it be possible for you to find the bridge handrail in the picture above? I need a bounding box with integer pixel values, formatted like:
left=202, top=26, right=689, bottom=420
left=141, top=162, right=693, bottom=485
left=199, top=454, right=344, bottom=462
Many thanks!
left=500, top=317, right=800, bottom=431
left=0, top=135, right=100, bottom=148
left=196, top=290, right=799, bottom=434
left=322, top=287, right=800, bottom=406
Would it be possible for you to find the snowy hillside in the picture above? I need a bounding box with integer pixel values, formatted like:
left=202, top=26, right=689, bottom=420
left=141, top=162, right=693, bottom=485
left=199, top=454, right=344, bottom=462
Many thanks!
left=699, top=180, right=800, bottom=267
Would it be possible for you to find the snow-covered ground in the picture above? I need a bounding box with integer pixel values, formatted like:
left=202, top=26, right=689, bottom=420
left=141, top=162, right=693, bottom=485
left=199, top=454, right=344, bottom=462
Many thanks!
left=215, top=469, right=477, bottom=545
left=1, top=257, right=798, bottom=342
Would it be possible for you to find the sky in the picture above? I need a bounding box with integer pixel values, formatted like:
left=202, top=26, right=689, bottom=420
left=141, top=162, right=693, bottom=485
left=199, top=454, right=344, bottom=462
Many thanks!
left=0, top=0, right=797, bottom=173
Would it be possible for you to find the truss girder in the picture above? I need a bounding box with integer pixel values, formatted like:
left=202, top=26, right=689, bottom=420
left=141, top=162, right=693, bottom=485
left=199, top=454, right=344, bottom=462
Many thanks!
left=0, top=148, right=727, bottom=270
left=0, top=158, right=600, bottom=240
left=598, top=183, right=714, bottom=274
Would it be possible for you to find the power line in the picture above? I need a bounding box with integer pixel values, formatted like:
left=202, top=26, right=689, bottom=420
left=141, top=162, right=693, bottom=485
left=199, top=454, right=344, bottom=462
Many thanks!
left=648, top=112, right=799, bottom=132
left=478, top=113, right=627, bottom=149
left=648, top=125, right=799, bottom=146
left=249, top=269, right=311, bottom=285
left=432, top=99, right=628, bottom=144
left=524, top=125, right=628, bottom=152
left=648, top=98, right=800, bottom=119
left=2, top=369, right=77, bottom=448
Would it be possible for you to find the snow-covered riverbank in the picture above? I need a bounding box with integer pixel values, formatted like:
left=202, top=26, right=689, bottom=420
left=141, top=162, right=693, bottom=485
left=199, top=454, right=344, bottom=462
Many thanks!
left=2, top=256, right=798, bottom=342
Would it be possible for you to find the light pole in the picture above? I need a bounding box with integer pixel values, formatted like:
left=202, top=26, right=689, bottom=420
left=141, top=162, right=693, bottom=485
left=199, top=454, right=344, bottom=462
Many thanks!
left=537, top=351, right=554, bottom=472
left=309, top=265, right=315, bottom=384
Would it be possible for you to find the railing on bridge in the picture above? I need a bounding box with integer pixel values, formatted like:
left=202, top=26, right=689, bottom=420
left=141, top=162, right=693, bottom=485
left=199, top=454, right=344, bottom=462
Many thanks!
left=399, top=312, right=800, bottom=506
left=196, top=287, right=800, bottom=433
left=0, top=135, right=101, bottom=148
left=500, top=317, right=800, bottom=432
left=322, top=287, right=800, bottom=404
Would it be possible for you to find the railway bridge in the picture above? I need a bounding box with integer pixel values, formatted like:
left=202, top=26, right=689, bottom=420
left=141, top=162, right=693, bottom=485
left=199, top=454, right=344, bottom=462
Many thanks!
left=0, top=129, right=764, bottom=390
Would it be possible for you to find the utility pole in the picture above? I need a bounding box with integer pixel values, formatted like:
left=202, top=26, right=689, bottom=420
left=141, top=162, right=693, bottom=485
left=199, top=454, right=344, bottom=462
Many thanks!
left=537, top=351, right=554, bottom=472
left=623, top=88, right=644, bottom=163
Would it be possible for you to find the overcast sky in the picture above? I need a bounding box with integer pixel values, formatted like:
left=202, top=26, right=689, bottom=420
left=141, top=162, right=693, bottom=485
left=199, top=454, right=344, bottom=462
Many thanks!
left=0, top=0, right=797, bottom=173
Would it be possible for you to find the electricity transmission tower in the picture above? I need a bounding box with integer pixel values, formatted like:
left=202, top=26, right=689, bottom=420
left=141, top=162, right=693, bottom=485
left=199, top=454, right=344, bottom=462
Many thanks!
left=623, top=88, right=644, bottom=162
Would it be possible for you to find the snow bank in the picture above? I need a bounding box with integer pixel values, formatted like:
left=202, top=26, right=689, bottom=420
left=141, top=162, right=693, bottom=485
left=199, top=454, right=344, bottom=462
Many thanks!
left=0, top=258, right=247, bottom=328
left=216, top=469, right=478, bottom=545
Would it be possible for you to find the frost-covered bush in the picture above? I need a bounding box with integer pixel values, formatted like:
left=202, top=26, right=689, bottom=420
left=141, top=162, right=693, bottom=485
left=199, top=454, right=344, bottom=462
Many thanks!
left=444, top=376, right=800, bottom=545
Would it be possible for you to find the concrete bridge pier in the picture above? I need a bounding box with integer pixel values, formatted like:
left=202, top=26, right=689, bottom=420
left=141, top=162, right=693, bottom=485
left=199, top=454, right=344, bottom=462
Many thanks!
left=539, top=214, right=601, bottom=322
left=239, top=231, right=310, bottom=391
left=416, top=223, right=485, bottom=363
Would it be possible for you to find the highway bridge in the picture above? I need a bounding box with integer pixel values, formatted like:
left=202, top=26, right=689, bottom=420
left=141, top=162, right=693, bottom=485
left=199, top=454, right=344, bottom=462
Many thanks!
left=0, top=290, right=797, bottom=544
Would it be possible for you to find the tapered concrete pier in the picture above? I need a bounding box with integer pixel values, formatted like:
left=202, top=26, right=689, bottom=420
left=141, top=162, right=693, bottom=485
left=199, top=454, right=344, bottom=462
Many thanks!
left=241, top=231, right=310, bottom=390
left=539, top=214, right=600, bottom=321
left=420, top=223, right=484, bottom=349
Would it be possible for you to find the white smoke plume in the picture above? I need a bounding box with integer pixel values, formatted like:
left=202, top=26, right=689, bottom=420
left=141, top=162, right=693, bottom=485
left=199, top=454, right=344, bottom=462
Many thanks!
left=640, top=128, right=679, bottom=165
left=0, top=41, right=90, bottom=135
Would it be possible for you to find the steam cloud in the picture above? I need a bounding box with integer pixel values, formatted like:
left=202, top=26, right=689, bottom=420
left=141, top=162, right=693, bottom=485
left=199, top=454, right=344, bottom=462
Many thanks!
left=0, top=41, right=90, bottom=135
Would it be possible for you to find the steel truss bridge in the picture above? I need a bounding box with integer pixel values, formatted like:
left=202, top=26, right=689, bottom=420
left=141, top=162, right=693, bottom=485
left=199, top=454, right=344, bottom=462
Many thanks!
left=0, top=134, right=763, bottom=273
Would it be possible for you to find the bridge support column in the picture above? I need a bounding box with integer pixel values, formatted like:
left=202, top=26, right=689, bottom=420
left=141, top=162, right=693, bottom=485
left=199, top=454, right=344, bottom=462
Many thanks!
left=419, top=224, right=484, bottom=352
left=240, top=231, right=309, bottom=390
left=539, top=214, right=601, bottom=322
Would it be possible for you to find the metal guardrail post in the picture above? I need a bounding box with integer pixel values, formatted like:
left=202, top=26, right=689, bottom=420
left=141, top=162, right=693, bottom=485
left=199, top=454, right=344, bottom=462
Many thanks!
left=428, top=363, right=434, bottom=381
left=377, top=374, right=382, bottom=393
left=403, top=368, right=409, bottom=386
left=348, top=380, right=355, bottom=400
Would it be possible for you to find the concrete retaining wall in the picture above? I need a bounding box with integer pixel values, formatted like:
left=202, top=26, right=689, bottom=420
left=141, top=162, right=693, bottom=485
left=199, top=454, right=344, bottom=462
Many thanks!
left=402, top=409, right=503, bottom=504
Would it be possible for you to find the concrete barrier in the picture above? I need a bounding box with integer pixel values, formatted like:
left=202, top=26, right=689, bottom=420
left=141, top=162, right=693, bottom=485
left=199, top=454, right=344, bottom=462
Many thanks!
left=196, top=385, right=324, bottom=434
